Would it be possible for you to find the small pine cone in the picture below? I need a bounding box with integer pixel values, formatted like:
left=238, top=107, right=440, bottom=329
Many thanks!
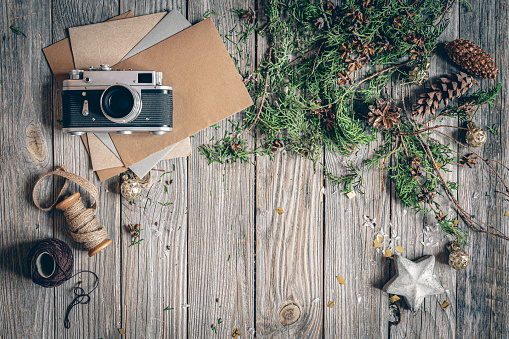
left=445, top=39, right=499, bottom=79
left=412, top=72, right=478, bottom=118
left=368, top=99, right=401, bottom=130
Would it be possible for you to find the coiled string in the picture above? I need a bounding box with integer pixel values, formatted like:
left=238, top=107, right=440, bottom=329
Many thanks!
left=27, top=238, right=74, bottom=288
left=27, top=238, right=99, bottom=329
left=32, top=166, right=110, bottom=252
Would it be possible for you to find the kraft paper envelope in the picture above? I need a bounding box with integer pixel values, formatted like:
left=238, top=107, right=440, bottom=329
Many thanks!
left=82, top=135, right=192, bottom=181
left=110, top=18, right=254, bottom=167
left=69, top=12, right=166, bottom=69
left=43, top=11, right=134, bottom=89
left=122, top=10, right=191, bottom=61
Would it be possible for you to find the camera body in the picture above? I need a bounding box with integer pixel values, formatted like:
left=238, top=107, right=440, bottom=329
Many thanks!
left=62, top=65, right=173, bottom=136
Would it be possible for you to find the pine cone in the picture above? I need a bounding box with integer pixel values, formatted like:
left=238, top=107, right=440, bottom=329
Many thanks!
left=412, top=72, right=478, bottom=118
left=368, top=99, right=401, bottom=130
left=445, top=39, right=499, bottom=79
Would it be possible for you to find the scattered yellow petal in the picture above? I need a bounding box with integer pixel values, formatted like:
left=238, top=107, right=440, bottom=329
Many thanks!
left=276, top=207, right=284, bottom=215
left=389, top=295, right=400, bottom=302
left=376, top=234, right=384, bottom=242
left=373, top=239, right=382, bottom=248
left=346, top=191, right=357, bottom=199
left=442, top=301, right=450, bottom=309
left=232, top=328, right=241, bottom=338
left=505, top=211, right=509, bottom=217
left=385, top=249, right=392, bottom=257
left=118, top=328, right=126, bottom=335
left=436, top=161, right=442, bottom=169
left=336, top=276, right=346, bottom=285
left=327, top=301, right=334, bottom=308
left=395, top=245, right=404, bottom=253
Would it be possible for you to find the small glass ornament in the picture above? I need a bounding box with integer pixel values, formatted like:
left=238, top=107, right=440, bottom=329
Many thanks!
left=448, top=242, right=469, bottom=270
left=466, top=122, right=487, bottom=148
left=121, top=175, right=143, bottom=200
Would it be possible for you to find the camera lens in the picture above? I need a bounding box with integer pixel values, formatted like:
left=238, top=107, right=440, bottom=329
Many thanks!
left=100, top=84, right=141, bottom=123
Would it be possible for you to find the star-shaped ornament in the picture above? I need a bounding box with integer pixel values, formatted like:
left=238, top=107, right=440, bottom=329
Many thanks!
left=383, top=255, right=445, bottom=311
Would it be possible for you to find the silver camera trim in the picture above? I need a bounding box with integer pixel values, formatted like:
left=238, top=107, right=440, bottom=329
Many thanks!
left=63, top=126, right=173, bottom=135
left=100, top=83, right=142, bottom=124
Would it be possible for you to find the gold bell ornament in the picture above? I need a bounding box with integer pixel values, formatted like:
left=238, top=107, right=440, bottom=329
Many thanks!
left=448, top=241, right=470, bottom=270
left=465, top=121, right=487, bottom=148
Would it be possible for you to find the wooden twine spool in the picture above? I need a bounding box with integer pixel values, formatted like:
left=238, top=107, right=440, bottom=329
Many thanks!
left=33, top=166, right=112, bottom=257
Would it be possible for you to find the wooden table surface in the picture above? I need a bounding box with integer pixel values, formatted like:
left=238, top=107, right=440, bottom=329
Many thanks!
left=1, top=0, right=508, bottom=338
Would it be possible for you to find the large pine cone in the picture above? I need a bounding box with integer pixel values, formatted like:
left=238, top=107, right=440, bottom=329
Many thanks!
left=412, top=72, right=478, bottom=118
left=368, top=99, right=401, bottom=130
left=445, top=39, right=499, bottom=79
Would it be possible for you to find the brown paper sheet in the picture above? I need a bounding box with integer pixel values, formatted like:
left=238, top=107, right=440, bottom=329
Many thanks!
left=42, top=11, right=134, bottom=90
left=109, top=18, right=254, bottom=167
left=69, top=12, right=166, bottom=69
left=82, top=135, right=192, bottom=181
left=87, top=133, right=124, bottom=170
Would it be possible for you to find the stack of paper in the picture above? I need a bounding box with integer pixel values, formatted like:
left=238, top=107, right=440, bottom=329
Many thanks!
left=43, top=10, right=253, bottom=181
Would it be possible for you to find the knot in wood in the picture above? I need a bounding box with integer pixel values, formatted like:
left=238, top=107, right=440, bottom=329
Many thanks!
left=279, top=303, right=301, bottom=326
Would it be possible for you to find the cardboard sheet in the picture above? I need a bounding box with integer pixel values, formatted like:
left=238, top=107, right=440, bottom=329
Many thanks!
left=69, top=12, right=166, bottom=69
left=43, top=11, right=134, bottom=89
left=88, top=133, right=124, bottom=170
left=94, top=132, right=121, bottom=158
left=129, top=144, right=176, bottom=178
left=110, top=18, right=254, bottom=167
left=82, top=135, right=192, bottom=181
left=122, top=10, right=191, bottom=61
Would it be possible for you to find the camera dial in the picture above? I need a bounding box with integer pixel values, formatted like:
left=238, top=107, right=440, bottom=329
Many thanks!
left=100, top=84, right=142, bottom=124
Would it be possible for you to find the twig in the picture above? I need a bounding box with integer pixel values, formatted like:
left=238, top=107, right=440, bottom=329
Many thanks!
left=247, top=48, right=272, bottom=132
left=381, top=138, right=400, bottom=192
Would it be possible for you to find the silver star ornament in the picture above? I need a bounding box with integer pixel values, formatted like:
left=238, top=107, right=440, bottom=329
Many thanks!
left=383, top=255, right=445, bottom=311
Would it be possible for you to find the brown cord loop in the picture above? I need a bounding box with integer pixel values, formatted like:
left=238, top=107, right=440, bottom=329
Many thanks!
left=32, top=166, right=99, bottom=211
left=32, top=166, right=111, bottom=254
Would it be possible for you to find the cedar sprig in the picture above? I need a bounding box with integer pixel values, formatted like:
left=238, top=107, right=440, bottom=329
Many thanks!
left=324, top=162, right=364, bottom=194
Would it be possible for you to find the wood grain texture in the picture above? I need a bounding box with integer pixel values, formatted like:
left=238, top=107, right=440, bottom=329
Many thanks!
left=457, top=1, right=509, bottom=338
left=256, top=153, right=324, bottom=338
left=2, top=0, right=509, bottom=337
left=118, top=3, right=188, bottom=338
left=324, top=146, right=390, bottom=338
left=187, top=1, right=256, bottom=338
left=0, top=0, right=54, bottom=338
left=51, top=2, right=122, bottom=338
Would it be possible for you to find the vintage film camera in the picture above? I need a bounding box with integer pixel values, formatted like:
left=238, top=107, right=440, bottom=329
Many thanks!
left=62, top=65, right=173, bottom=135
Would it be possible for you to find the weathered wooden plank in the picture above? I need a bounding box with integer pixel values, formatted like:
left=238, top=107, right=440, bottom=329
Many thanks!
left=256, top=153, right=323, bottom=338
left=388, top=3, right=460, bottom=339
left=120, top=159, right=188, bottom=338
left=324, top=147, right=391, bottom=337
left=457, top=1, right=509, bottom=338
left=0, top=0, right=54, bottom=337
left=51, top=2, right=122, bottom=338
left=116, top=3, right=189, bottom=338
left=254, top=3, right=323, bottom=336
left=187, top=1, right=256, bottom=337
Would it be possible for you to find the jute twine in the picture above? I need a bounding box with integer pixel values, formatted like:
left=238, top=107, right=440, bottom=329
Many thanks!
left=33, top=166, right=107, bottom=250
